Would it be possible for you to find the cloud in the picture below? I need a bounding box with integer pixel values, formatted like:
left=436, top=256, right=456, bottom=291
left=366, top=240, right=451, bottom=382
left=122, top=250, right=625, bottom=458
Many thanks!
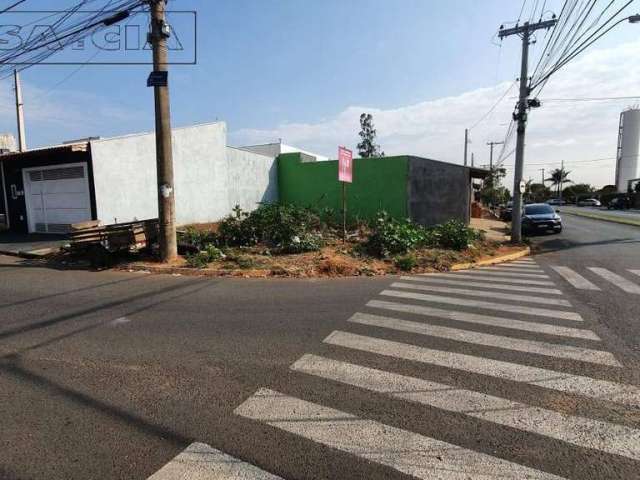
left=0, top=79, right=145, bottom=147
left=230, top=40, right=640, bottom=189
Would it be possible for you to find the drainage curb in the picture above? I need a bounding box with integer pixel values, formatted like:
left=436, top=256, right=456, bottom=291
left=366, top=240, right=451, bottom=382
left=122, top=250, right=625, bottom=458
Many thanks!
left=450, top=247, right=531, bottom=271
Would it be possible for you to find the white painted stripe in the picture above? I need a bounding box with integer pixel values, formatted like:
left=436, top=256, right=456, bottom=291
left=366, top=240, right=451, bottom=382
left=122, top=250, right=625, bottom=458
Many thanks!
left=349, top=313, right=618, bottom=366
left=325, top=332, right=639, bottom=408
left=511, top=260, right=537, bottom=264
left=400, top=276, right=563, bottom=295
left=478, top=266, right=547, bottom=274
left=550, top=266, right=601, bottom=291
left=453, top=270, right=550, bottom=279
left=391, top=282, right=572, bottom=307
left=630, top=270, right=640, bottom=277
left=366, top=300, right=600, bottom=341
left=293, top=355, right=640, bottom=460
left=487, top=264, right=543, bottom=270
left=147, top=442, right=282, bottom=480
left=423, top=273, right=556, bottom=286
left=589, top=268, right=640, bottom=294
left=381, top=290, right=583, bottom=322
left=235, top=388, right=565, bottom=480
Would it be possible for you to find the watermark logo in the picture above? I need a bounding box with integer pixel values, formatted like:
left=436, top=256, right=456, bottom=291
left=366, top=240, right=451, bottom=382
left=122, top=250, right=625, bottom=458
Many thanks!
left=0, top=10, right=197, bottom=65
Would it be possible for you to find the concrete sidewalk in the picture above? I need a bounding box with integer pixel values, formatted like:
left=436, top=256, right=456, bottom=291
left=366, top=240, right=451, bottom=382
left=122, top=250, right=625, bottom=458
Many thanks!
left=470, top=217, right=510, bottom=241
left=0, top=232, right=67, bottom=257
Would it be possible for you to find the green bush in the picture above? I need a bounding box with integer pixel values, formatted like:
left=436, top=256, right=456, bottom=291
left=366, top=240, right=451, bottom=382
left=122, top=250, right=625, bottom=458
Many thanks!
left=366, top=213, right=483, bottom=257
left=179, top=226, right=216, bottom=250
left=394, top=254, right=417, bottom=271
left=217, top=203, right=324, bottom=253
left=185, top=243, right=225, bottom=268
left=365, top=212, right=434, bottom=257
left=433, top=220, right=484, bottom=251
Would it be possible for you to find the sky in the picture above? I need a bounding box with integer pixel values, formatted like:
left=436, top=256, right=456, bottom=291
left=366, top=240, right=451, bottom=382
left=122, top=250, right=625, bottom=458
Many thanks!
left=1, top=0, right=640, bottom=190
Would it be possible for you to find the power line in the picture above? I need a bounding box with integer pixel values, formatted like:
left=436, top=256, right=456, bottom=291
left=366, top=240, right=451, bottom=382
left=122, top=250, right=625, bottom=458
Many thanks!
left=468, top=81, right=517, bottom=130
left=0, top=0, right=27, bottom=15
left=540, top=96, right=640, bottom=102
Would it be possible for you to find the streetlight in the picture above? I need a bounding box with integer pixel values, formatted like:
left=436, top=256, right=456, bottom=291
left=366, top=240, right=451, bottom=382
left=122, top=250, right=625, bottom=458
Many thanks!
left=629, top=14, right=640, bottom=23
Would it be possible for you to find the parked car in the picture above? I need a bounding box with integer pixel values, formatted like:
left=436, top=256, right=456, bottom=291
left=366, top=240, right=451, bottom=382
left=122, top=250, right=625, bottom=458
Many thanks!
left=607, top=196, right=630, bottom=210
left=577, top=198, right=601, bottom=207
left=522, top=203, right=563, bottom=235
left=546, top=198, right=565, bottom=206
left=500, top=201, right=513, bottom=221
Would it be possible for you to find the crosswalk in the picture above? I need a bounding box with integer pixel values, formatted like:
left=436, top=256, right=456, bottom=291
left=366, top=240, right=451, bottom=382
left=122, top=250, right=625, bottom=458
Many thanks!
left=149, top=256, right=639, bottom=479
left=549, top=264, right=640, bottom=294
left=228, top=259, right=640, bottom=480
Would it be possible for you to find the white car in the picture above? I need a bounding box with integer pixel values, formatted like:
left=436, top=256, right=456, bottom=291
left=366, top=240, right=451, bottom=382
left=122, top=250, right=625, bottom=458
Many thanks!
left=577, top=198, right=601, bottom=207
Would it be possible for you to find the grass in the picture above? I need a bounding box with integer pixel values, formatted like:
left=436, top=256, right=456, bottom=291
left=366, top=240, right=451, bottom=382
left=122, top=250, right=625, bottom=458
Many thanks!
left=560, top=208, right=640, bottom=228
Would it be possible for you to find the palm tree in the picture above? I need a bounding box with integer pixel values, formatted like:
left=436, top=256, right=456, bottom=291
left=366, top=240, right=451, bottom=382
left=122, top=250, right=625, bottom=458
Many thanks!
left=546, top=167, right=572, bottom=199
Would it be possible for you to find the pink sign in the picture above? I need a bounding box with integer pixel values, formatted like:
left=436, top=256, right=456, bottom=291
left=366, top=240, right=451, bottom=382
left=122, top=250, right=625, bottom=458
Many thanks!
left=338, top=146, right=353, bottom=183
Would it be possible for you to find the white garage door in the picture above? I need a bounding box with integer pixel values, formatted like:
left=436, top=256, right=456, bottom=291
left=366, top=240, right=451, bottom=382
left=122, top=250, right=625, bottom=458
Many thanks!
left=23, top=163, right=92, bottom=234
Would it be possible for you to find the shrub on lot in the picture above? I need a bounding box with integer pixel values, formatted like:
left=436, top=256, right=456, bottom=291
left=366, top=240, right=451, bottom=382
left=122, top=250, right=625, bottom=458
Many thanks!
left=433, top=220, right=484, bottom=251
left=394, top=253, right=418, bottom=271
left=365, top=212, right=434, bottom=257
left=366, top=212, right=483, bottom=257
left=185, top=243, right=225, bottom=268
left=180, top=226, right=216, bottom=251
left=217, top=203, right=324, bottom=253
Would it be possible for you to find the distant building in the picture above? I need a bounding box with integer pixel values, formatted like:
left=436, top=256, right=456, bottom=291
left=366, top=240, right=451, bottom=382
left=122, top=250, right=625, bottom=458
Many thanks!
left=0, top=134, right=17, bottom=154
left=615, top=108, right=640, bottom=192
left=238, top=141, right=328, bottom=162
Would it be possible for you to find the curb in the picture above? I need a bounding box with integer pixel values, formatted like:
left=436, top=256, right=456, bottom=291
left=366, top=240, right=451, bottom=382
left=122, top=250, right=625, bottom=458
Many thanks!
left=0, top=249, right=53, bottom=259
left=560, top=209, right=640, bottom=228
left=450, top=246, right=530, bottom=271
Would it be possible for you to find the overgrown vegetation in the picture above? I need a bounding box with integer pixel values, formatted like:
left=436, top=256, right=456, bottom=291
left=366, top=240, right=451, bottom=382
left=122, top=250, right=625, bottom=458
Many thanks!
left=365, top=212, right=483, bottom=258
left=177, top=203, right=488, bottom=273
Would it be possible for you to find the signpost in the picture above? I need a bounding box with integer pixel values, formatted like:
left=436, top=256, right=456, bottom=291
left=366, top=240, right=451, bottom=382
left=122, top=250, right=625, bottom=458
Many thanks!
left=338, top=146, right=353, bottom=241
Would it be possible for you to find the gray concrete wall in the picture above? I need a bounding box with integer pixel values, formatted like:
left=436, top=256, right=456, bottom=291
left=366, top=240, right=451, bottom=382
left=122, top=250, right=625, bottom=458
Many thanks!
left=226, top=147, right=278, bottom=212
left=407, top=156, right=471, bottom=226
left=90, top=122, right=277, bottom=226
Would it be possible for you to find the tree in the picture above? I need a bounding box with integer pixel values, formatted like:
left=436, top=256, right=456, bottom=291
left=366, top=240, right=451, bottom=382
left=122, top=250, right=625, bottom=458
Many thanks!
left=600, top=185, right=617, bottom=196
left=357, top=113, right=384, bottom=158
left=546, top=167, right=572, bottom=198
left=562, top=183, right=595, bottom=204
left=480, top=166, right=507, bottom=206
left=527, top=183, right=552, bottom=203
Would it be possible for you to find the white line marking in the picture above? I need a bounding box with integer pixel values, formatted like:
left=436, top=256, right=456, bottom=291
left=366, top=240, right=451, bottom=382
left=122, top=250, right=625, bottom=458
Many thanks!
left=147, top=442, right=282, bottom=479
left=381, top=290, right=584, bottom=322
left=486, top=264, right=543, bottom=270
left=400, top=276, right=563, bottom=295
left=477, top=267, right=547, bottom=274
left=110, top=317, right=131, bottom=326
left=452, top=270, right=550, bottom=279
left=391, top=282, right=572, bottom=307
left=349, top=313, right=618, bottom=366
left=325, top=332, right=639, bottom=408
left=550, top=267, right=601, bottom=291
left=367, top=300, right=600, bottom=341
left=630, top=270, right=640, bottom=277
left=292, top=355, right=640, bottom=460
left=588, top=268, right=640, bottom=294
left=235, top=388, right=565, bottom=480
left=511, top=260, right=537, bottom=264
left=422, top=273, right=556, bottom=286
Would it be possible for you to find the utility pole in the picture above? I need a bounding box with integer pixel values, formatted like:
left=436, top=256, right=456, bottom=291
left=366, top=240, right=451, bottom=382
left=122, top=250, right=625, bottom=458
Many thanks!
left=14, top=70, right=26, bottom=152
left=471, top=152, right=475, bottom=168
left=148, top=0, right=177, bottom=262
left=559, top=159, right=564, bottom=202
left=539, top=168, right=545, bottom=186
left=487, top=141, right=504, bottom=207
left=499, top=19, right=557, bottom=243
left=463, top=129, right=469, bottom=166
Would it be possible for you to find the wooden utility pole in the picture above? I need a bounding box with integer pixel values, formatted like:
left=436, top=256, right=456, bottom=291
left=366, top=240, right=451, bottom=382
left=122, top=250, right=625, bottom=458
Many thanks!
left=148, top=0, right=177, bottom=262
left=14, top=70, right=26, bottom=152
left=499, top=19, right=557, bottom=243
left=487, top=141, right=504, bottom=207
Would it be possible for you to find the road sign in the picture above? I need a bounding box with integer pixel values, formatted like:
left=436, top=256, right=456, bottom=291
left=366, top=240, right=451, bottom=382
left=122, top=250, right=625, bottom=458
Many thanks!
left=147, top=71, right=168, bottom=87
left=338, top=146, right=353, bottom=183
left=519, top=180, right=526, bottom=194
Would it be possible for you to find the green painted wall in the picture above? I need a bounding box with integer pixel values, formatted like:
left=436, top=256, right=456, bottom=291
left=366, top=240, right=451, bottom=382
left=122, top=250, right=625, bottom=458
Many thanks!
left=278, top=153, right=409, bottom=221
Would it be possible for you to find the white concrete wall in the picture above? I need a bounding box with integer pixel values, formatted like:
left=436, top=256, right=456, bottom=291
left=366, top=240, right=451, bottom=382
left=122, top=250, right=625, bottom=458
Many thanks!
left=226, top=147, right=278, bottom=212
left=90, top=122, right=277, bottom=226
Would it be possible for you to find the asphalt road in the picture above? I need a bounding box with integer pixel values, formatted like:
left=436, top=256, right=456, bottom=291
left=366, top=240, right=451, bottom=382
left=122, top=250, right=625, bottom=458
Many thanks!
left=1, top=213, right=639, bottom=480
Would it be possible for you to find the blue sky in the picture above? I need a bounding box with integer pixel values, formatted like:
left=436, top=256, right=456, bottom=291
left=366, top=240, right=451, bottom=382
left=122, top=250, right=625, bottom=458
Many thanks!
left=1, top=0, right=640, bottom=187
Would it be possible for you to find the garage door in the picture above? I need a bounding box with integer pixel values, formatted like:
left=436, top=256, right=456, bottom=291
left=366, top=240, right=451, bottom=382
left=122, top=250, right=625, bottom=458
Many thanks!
left=23, top=163, right=92, bottom=234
